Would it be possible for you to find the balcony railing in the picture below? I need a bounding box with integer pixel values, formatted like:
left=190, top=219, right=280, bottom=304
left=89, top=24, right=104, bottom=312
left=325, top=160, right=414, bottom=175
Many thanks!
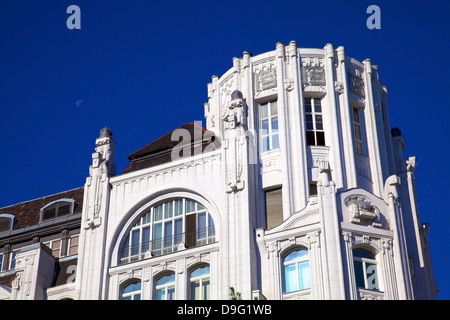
left=119, top=226, right=216, bottom=265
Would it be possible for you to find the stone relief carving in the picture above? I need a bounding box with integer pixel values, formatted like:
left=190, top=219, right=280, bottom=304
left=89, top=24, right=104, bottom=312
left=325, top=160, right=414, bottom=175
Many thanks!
left=222, top=90, right=247, bottom=193
left=348, top=73, right=365, bottom=98
left=255, top=68, right=277, bottom=91
left=344, top=195, right=382, bottom=228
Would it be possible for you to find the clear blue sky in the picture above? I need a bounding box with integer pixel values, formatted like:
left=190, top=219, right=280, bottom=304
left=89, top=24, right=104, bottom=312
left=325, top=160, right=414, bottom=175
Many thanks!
left=0, top=0, right=449, bottom=299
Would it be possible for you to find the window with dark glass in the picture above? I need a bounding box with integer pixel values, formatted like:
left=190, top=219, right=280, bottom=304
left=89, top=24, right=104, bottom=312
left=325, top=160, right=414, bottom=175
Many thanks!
left=353, top=248, right=380, bottom=291
left=352, top=107, right=364, bottom=154
left=41, top=201, right=73, bottom=221
left=304, top=98, right=325, bottom=146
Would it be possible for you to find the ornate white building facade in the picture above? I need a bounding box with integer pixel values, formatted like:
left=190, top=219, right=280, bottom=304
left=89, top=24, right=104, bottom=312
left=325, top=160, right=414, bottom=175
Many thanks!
left=0, top=41, right=437, bottom=300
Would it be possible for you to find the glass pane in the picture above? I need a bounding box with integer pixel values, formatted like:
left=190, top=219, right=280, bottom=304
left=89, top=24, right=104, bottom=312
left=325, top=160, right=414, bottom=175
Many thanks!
left=153, top=223, right=162, bottom=240
left=260, top=103, right=268, bottom=118
left=154, top=205, right=163, bottom=221
left=191, top=280, right=200, bottom=300
left=315, top=115, right=323, bottom=130
left=366, top=263, right=379, bottom=290
left=355, top=124, right=362, bottom=140
left=142, top=226, right=150, bottom=252
left=174, top=199, right=183, bottom=216
left=122, top=296, right=131, bottom=300
left=157, top=274, right=175, bottom=286
left=356, top=141, right=363, bottom=154
left=142, top=211, right=151, bottom=224
left=284, top=249, right=308, bottom=262
left=156, top=288, right=165, bottom=300
left=134, top=294, right=141, bottom=300
left=314, top=99, right=322, bottom=113
left=262, top=136, right=270, bottom=152
left=353, top=108, right=360, bottom=122
left=284, top=264, right=298, bottom=293
left=174, top=218, right=183, bottom=244
left=164, top=201, right=173, bottom=219
left=306, top=131, right=315, bottom=145
left=270, top=101, right=278, bottom=116
left=272, top=134, right=279, bottom=149
left=202, top=280, right=210, bottom=300
left=168, top=286, right=175, bottom=300
left=208, top=214, right=215, bottom=237
left=353, top=249, right=375, bottom=260
left=186, top=200, right=196, bottom=213
left=298, top=261, right=311, bottom=290
left=198, top=212, right=206, bottom=239
left=261, top=119, right=269, bottom=132
left=353, top=260, right=366, bottom=288
left=191, top=266, right=210, bottom=278
left=271, top=117, right=278, bottom=133
left=305, top=115, right=314, bottom=130
left=316, top=132, right=326, bottom=146
left=123, top=282, right=141, bottom=294
left=131, top=230, right=140, bottom=256
left=164, top=221, right=173, bottom=247
left=304, top=98, right=312, bottom=113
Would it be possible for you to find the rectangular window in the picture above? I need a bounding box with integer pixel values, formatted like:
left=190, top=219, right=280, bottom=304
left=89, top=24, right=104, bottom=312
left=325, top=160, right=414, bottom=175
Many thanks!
left=9, top=251, right=18, bottom=270
left=304, top=98, right=325, bottom=146
left=260, top=100, right=279, bottom=152
left=265, top=188, right=283, bottom=229
left=0, top=254, right=3, bottom=272
left=67, top=235, right=79, bottom=256
left=309, top=181, right=318, bottom=197
left=44, top=239, right=62, bottom=258
left=352, top=107, right=363, bottom=154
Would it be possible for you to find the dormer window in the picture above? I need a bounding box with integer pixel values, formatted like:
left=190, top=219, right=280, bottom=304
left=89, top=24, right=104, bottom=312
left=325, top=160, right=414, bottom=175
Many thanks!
left=0, top=214, right=15, bottom=233
left=41, top=199, right=75, bottom=222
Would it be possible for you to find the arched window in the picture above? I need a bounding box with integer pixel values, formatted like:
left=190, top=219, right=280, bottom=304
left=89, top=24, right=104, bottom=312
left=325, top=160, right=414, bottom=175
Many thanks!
left=120, top=279, right=142, bottom=300
left=189, top=265, right=210, bottom=300
left=40, top=199, right=75, bottom=222
left=155, top=272, right=175, bottom=300
left=353, top=248, right=380, bottom=291
left=282, top=248, right=311, bottom=293
left=120, top=198, right=215, bottom=264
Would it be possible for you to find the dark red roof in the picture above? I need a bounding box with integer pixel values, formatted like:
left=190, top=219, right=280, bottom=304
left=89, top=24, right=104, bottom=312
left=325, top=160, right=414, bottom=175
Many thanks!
left=0, top=187, right=84, bottom=231
left=123, top=122, right=220, bottom=174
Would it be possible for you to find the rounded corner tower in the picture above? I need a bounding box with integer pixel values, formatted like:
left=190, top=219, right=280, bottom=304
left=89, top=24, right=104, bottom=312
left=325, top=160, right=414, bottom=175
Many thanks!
left=73, top=41, right=436, bottom=301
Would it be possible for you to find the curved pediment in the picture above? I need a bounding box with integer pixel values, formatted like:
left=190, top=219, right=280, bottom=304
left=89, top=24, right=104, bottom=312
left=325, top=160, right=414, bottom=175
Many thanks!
left=265, top=203, right=320, bottom=235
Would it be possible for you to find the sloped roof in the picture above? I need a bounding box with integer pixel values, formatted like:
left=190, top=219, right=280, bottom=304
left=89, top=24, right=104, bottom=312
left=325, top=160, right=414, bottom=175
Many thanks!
left=123, top=122, right=220, bottom=174
left=0, top=187, right=84, bottom=231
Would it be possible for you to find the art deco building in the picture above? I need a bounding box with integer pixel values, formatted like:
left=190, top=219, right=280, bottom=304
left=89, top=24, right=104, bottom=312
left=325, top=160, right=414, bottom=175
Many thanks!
left=0, top=41, right=437, bottom=300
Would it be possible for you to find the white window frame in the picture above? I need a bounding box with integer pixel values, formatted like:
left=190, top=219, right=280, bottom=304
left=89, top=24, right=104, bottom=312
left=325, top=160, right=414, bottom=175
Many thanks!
left=120, top=280, right=142, bottom=300
left=67, top=235, right=79, bottom=256
left=190, top=265, right=210, bottom=300
left=40, top=199, right=75, bottom=222
left=353, top=249, right=381, bottom=291
left=155, top=273, right=176, bottom=300
left=282, top=248, right=311, bottom=293
left=44, top=239, right=62, bottom=258
left=120, top=198, right=215, bottom=264
left=259, top=100, right=279, bottom=152
left=304, top=97, right=325, bottom=146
